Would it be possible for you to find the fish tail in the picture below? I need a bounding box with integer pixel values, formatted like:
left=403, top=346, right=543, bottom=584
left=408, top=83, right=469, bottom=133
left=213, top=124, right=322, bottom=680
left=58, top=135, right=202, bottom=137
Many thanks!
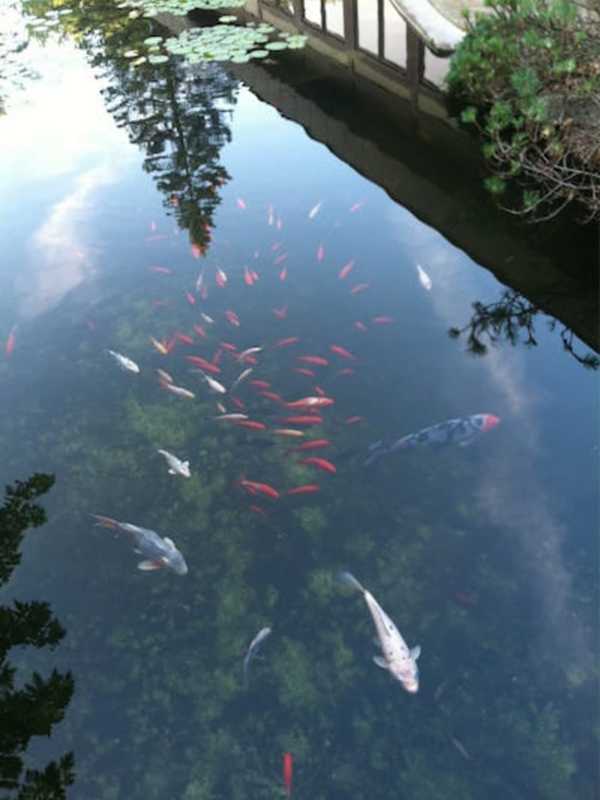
left=337, top=571, right=365, bottom=594
left=90, top=514, right=119, bottom=530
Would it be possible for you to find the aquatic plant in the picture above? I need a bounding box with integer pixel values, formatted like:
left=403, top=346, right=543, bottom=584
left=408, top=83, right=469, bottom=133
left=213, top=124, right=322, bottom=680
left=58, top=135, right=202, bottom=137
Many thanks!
left=160, top=24, right=307, bottom=64
left=120, top=0, right=247, bottom=16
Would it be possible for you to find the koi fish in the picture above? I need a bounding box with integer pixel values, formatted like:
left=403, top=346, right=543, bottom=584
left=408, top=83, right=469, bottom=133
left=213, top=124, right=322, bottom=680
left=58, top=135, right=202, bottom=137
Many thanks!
left=149, top=266, right=172, bottom=274
left=243, top=626, right=272, bottom=688
left=175, top=333, right=194, bottom=346
left=351, top=283, right=369, bottom=295
left=286, top=484, right=320, bottom=495
left=297, top=356, right=328, bottom=366
left=195, top=269, right=205, bottom=292
left=274, top=337, right=300, bottom=348
left=354, top=321, right=368, bottom=332
left=196, top=372, right=227, bottom=394
left=338, top=572, right=420, bottom=693
left=216, top=268, right=228, bottom=288
left=239, top=479, right=279, bottom=499
left=267, top=205, right=274, bottom=225
left=283, top=753, right=293, bottom=797
left=220, top=342, right=238, bottom=353
left=214, top=413, right=248, bottom=421
left=157, top=449, right=191, bottom=478
left=250, top=380, right=271, bottom=389
left=293, top=368, right=315, bottom=377
left=364, top=413, right=501, bottom=466
left=186, top=355, right=221, bottom=375
left=286, top=397, right=334, bottom=409
left=272, top=429, right=305, bottom=437
left=185, top=291, right=196, bottom=306
left=201, top=313, right=214, bottom=325
left=231, top=368, right=253, bottom=391
left=5, top=325, right=17, bottom=358
left=259, top=391, right=283, bottom=403
left=308, top=201, right=322, bottom=219
left=338, top=260, right=354, bottom=280
left=345, top=416, right=365, bottom=425
left=289, top=439, right=331, bottom=452
left=216, top=402, right=227, bottom=414
left=236, top=420, right=267, bottom=430
left=317, top=244, right=325, bottom=262
left=156, top=369, right=173, bottom=384
left=281, top=416, right=324, bottom=426
left=416, top=264, right=432, bottom=291
left=329, top=345, right=355, bottom=360
left=231, top=396, right=246, bottom=410
left=349, top=201, right=364, bottom=213
left=273, top=306, right=288, bottom=319
left=243, top=266, right=254, bottom=285
left=225, top=310, right=240, bottom=327
left=238, top=346, right=262, bottom=361
left=372, top=316, right=394, bottom=325
left=276, top=217, right=283, bottom=230
left=279, top=267, right=287, bottom=281
left=91, top=515, right=188, bottom=575
left=107, top=349, right=140, bottom=374
left=299, top=457, right=336, bottom=474
left=193, top=324, right=206, bottom=338
left=274, top=252, right=288, bottom=265
left=161, top=383, right=195, bottom=399
left=236, top=197, right=247, bottom=210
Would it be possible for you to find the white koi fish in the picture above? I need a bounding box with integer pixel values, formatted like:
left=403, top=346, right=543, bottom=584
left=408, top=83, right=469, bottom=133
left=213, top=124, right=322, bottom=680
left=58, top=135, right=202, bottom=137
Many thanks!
left=243, top=626, right=272, bottom=687
left=156, top=369, right=174, bottom=385
left=339, top=572, right=420, bottom=693
left=214, top=413, right=248, bottom=421
left=308, top=201, right=322, bottom=219
left=416, top=263, right=432, bottom=291
left=157, top=449, right=191, bottom=478
left=107, top=349, right=140, bottom=374
left=162, top=383, right=195, bottom=399
left=195, top=371, right=226, bottom=394
left=238, top=347, right=262, bottom=361
left=230, top=368, right=253, bottom=391
left=195, top=268, right=205, bottom=292
left=200, top=313, right=214, bottom=325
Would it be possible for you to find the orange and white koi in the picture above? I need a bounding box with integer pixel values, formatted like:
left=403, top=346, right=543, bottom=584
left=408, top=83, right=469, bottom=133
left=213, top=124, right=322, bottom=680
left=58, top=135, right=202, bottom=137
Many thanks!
left=279, top=267, right=287, bottom=281
left=225, top=309, right=240, bottom=327
left=150, top=337, right=169, bottom=355
left=235, top=420, right=267, bottom=431
left=286, top=396, right=334, bottom=409
left=372, top=316, right=394, bottom=325
left=156, top=369, right=174, bottom=385
left=216, top=268, right=228, bottom=288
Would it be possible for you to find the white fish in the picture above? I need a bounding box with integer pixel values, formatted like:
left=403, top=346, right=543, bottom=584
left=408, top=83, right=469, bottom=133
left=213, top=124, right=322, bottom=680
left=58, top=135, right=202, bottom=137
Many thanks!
left=196, top=371, right=226, bottom=394
left=162, top=383, right=195, bottom=399
left=107, top=349, right=140, bottom=374
left=216, top=401, right=227, bottom=414
left=230, top=368, right=253, bottom=391
left=156, top=368, right=174, bottom=385
left=243, top=626, right=272, bottom=687
left=416, top=263, right=432, bottom=291
left=339, top=572, right=420, bottom=693
left=157, top=449, right=191, bottom=478
left=195, top=268, right=205, bottom=292
left=308, top=201, right=322, bottom=219
left=238, top=347, right=262, bottom=361
left=214, top=413, right=248, bottom=421
left=267, top=205, right=274, bottom=226
left=200, top=313, right=214, bottom=325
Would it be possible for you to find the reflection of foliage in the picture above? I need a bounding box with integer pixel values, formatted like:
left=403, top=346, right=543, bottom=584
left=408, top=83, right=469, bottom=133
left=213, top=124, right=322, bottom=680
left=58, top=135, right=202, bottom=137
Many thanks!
left=0, top=1, right=40, bottom=115
left=0, top=474, right=75, bottom=799
left=449, top=288, right=600, bottom=369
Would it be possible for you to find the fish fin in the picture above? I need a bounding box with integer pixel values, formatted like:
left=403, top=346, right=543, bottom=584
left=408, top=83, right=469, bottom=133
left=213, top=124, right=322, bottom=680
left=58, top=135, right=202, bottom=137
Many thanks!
left=168, top=469, right=176, bottom=474
left=163, top=537, right=175, bottom=549
left=373, top=656, right=388, bottom=669
left=410, top=645, right=421, bottom=661
left=137, top=559, right=164, bottom=571
left=337, top=571, right=365, bottom=593
left=91, top=514, right=118, bottom=529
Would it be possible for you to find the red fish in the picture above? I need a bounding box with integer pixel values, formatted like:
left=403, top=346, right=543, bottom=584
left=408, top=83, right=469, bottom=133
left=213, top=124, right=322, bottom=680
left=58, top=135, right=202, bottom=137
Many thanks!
left=236, top=197, right=247, bottom=210
left=200, top=285, right=208, bottom=300
left=372, top=316, right=394, bottom=325
left=274, top=337, right=299, bottom=348
left=239, top=479, right=279, bottom=499
left=149, top=266, right=172, bottom=274
left=212, top=348, right=223, bottom=365
left=225, top=310, right=240, bottom=327
left=250, top=380, right=271, bottom=389
left=220, top=342, right=238, bottom=352
left=281, top=416, right=324, bottom=426
left=354, top=321, right=368, bottom=332
left=297, top=355, right=328, bottom=366
left=216, top=268, right=227, bottom=288
left=5, top=325, right=17, bottom=358
left=299, top=457, right=336, bottom=474
left=185, top=291, right=196, bottom=305
left=287, top=485, right=319, bottom=496
left=236, top=420, right=267, bottom=431
left=274, top=252, right=288, bottom=265
left=289, top=439, right=331, bottom=452
left=259, top=391, right=283, bottom=403
left=351, top=283, right=369, bottom=295
left=279, top=267, right=287, bottom=281
left=293, top=368, right=315, bottom=377
left=338, top=260, right=354, bottom=280
left=329, top=345, right=355, bottom=360
left=250, top=269, right=259, bottom=281
left=317, top=244, right=325, bottom=262
left=283, top=752, right=293, bottom=797
left=186, top=355, right=221, bottom=374
left=193, top=324, right=206, bottom=338
left=243, top=266, right=254, bottom=286
left=231, top=396, right=246, bottom=410
left=273, top=306, right=288, bottom=320
left=175, top=333, right=194, bottom=345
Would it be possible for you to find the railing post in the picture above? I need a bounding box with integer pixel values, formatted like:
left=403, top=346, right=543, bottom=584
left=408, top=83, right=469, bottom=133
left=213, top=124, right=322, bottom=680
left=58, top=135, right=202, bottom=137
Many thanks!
left=344, top=0, right=358, bottom=49
left=406, top=25, right=424, bottom=110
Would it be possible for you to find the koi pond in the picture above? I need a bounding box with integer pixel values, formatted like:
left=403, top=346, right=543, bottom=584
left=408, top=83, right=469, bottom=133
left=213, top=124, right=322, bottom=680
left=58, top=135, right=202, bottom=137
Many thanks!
left=1, top=2, right=598, bottom=799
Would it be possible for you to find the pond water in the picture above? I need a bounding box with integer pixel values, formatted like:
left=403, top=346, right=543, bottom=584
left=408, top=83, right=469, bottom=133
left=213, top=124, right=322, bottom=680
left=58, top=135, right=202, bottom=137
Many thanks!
left=0, top=3, right=598, bottom=800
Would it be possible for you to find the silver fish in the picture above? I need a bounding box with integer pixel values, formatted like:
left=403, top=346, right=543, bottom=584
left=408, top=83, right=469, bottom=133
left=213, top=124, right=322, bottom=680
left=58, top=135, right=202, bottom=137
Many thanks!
left=238, top=347, right=262, bottom=361
left=162, top=383, right=195, bottom=399
left=107, top=349, right=140, bottom=374
left=157, top=449, right=190, bottom=478
left=339, top=572, right=420, bottom=693
left=214, top=413, right=248, bottom=421
left=194, top=371, right=226, bottom=394
left=91, top=515, right=188, bottom=575
left=416, top=263, right=432, bottom=291
left=230, top=368, right=253, bottom=391
left=200, top=313, right=214, bottom=324
left=243, top=626, right=272, bottom=687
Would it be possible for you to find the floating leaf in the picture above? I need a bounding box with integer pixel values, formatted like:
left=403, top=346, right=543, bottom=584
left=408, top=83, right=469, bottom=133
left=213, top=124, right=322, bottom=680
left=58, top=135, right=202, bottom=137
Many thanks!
left=265, top=41, right=288, bottom=50
left=148, top=54, right=169, bottom=64
left=144, top=36, right=163, bottom=45
left=124, top=49, right=139, bottom=58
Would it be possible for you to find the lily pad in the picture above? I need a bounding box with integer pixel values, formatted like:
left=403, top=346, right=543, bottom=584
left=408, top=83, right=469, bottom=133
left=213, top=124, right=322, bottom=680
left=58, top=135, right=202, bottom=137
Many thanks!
left=124, top=49, right=139, bottom=58
left=265, top=41, right=288, bottom=50
left=148, top=54, right=169, bottom=64
left=143, top=36, right=163, bottom=45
